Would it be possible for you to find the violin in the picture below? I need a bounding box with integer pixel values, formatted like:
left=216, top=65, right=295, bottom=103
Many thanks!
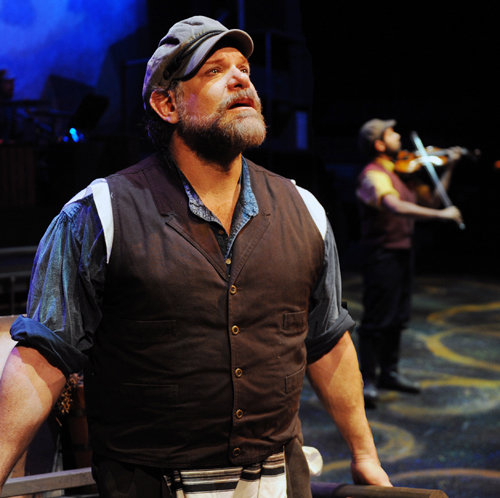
left=395, top=146, right=480, bottom=174
left=407, top=131, right=470, bottom=230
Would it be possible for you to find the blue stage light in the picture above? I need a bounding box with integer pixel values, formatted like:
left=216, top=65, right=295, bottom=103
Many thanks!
left=69, top=128, right=79, bottom=142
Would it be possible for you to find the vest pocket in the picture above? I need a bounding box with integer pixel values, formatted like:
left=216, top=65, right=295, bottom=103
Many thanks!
left=285, top=365, right=305, bottom=394
left=282, top=310, right=308, bottom=335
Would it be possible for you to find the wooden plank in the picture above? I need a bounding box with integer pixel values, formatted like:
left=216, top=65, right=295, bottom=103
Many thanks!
left=1, top=468, right=95, bottom=497
left=311, top=482, right=449, bottom=498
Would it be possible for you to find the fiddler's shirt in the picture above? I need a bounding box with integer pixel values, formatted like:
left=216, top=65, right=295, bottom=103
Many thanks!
left=11, top=154, right=354, bottom=496
left=356, top=157, right=418, bottom=250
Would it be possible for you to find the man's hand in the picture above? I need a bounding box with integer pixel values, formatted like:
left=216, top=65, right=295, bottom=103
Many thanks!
left=439, top=205, right=463, bottom=226
left=351, top=458, right=392, bottom=486
left=446, top=146, right=463, bottom=167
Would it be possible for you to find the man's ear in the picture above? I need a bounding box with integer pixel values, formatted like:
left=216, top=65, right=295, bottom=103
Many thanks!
left=149, top=89, right=179, bottom=124
left=374, top=139, right=386, bottom=154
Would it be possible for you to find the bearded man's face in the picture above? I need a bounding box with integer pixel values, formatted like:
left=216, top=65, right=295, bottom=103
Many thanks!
left=174, top=46, right=266, bottom=161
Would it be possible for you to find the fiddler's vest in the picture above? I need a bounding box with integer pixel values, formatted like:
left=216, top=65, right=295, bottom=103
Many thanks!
left=357, top=161, right=417, bottom=250
left=84, top=154, right=325, bottom=468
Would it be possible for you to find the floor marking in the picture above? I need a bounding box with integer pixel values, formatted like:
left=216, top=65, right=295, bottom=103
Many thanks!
left=427, top=301, right=500, bottom=327
left=422, top=329, right=500, bottom=373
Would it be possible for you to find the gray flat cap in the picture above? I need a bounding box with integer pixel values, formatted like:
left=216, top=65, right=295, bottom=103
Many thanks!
left=358, top=118, right=396, bottom=155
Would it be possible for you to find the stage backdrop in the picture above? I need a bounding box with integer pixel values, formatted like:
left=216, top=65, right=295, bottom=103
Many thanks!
left=0, top=0, right=148, bottom=132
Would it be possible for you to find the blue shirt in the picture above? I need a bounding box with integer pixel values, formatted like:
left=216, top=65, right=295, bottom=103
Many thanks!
left=11, top=157, right=354, bottom=376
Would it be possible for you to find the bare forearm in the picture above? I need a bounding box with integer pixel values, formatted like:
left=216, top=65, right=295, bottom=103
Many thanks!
left=0, top=347, right=66, bottom=487
left=306, top=332, right=391, bottom=485
left=385, top=197, right=442, bottom=219
left=382, top=194, right=462, bottom=225
left=307, top=333, right=378, bottom=460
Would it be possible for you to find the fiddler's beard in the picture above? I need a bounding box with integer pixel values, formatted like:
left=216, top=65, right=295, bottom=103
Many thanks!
left=176, top=89, right=267, bottom=163
left=384, top=141, right=401, bottom=160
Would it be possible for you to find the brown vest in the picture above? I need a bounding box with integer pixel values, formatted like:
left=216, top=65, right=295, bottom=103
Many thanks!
left=84, top=154, right=325, bottom=468
left=358, top=161, right=417, bottom=249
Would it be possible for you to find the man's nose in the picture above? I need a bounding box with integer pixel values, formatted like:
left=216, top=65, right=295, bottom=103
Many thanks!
left=227, top=67, right=250, bottom=90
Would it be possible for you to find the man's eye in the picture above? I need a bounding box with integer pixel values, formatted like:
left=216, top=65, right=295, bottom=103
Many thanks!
left=208, top=68, right=219, bottom=74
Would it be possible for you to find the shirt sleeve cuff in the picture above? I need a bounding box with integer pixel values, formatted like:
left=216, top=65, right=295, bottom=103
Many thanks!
left=10, top=316, right=88, bottom=377
left=305, top=306, right=356, bottom=364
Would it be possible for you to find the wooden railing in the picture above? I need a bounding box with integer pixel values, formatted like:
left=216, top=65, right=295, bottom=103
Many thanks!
left=1, top=468, right=95, bottom=497
left=1, top=469, right=449, bottom=498
left=311, top=481, right=449, bottom=497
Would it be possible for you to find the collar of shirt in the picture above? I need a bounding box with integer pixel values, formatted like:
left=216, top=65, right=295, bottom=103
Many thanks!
left=175, top=157, right=259, bottom=258
left=374, top=157, right=396, bottom=173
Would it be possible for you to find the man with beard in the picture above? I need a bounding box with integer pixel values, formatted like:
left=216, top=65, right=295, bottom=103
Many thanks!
left=0, top=18, right=391, bottom=497
left=356, top=119, right=463, bottom=408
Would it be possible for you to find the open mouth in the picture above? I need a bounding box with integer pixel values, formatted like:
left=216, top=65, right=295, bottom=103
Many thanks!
left=229, top=98, right=255, bottom=110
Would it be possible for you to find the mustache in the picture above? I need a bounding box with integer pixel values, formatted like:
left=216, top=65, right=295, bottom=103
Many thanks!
left=218, top=89, right=262, bottom=113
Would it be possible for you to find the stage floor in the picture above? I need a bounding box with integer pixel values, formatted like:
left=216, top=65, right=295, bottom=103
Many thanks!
left=301, top=272, right=500, bottom=498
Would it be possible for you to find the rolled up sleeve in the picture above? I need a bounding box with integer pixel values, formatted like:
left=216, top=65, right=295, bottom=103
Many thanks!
left=11, top=195, right=107, bottom=376
left=305, top=221, right=355, bottom=364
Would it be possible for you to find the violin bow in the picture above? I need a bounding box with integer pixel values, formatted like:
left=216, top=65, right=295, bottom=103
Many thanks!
left=410, top=131, right=465, bottom=230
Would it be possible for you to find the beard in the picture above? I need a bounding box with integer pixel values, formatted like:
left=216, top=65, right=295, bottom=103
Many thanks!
left=385, top=146, right=400, bottom=160
left=175, top=89, right=267, bottom=163
left=383, top=139, right=402, bottom=160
